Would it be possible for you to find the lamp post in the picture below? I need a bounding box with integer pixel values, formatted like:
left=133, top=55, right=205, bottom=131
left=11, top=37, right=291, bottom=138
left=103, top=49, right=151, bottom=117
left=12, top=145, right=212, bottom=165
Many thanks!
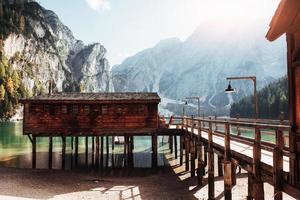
left=182, top=101, right=188, bottom=116
left=225, top=76, right=258, bottom=119
left=186, top=96, right=201, bottom=117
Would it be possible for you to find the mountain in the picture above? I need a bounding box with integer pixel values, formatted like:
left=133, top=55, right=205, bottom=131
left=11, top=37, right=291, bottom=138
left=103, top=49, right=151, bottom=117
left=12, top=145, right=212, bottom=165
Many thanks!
left=0, top=1, right=113, bottom=119
left=230, top=76, right=288, bottom=119
left=112, top=20, right=287, bottom=116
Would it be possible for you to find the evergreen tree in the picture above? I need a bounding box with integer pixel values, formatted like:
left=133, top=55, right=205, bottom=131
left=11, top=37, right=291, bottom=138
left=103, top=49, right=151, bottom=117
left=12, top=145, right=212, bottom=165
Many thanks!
left=0, top=84, right=5, bottom=100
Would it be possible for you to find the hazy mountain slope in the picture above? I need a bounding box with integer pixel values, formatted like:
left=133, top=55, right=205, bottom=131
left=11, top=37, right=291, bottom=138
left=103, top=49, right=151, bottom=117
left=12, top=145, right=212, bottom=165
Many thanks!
left=0, top=1, right=113, bottom=119
left=113, top=20, right=286, bottom=116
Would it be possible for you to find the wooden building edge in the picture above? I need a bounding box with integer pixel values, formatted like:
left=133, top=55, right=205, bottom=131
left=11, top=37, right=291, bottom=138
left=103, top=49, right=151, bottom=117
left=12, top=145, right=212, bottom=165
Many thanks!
left=20, top=92, right=161, bottom=136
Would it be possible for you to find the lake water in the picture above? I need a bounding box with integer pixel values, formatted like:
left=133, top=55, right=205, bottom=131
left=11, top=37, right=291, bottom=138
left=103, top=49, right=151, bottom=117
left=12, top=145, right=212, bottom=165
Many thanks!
left=0, top=122, right=172, bottom=169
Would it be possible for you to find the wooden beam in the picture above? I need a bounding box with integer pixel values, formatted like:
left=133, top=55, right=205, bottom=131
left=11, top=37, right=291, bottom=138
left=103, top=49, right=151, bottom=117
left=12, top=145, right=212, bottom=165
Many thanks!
left=70, top=137, right=74, bottom=169
left=169, top=135, right=173, bottom=153
left=197, top=123, right=204, bottom=186
left=218, top=155, right=223, bottom=177
left=124, top=136, right=128, bottom=167
left=48, top=136, right=53, bottom=169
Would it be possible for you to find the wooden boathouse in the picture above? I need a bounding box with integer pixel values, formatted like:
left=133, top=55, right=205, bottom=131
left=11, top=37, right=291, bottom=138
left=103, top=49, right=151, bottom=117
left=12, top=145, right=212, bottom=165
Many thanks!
left=20, top=92, right=163, bottom=169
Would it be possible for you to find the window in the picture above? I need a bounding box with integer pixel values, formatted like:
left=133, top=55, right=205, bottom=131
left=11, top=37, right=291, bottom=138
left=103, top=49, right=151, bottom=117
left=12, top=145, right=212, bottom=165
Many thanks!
left=62, top=105, right=68, bottom=114
left=84, top=105, right=90, bottom=114
left=29, top=104, right=37, bottom=113
left=44, top=105, right=50, bottom=113
left=138, top=105, right=145, bottom=114
left=72, top=105, right=79, bottom=115
left=116, top=105, right=123, bottom=114
left=102, top=105, right=108, bottom=115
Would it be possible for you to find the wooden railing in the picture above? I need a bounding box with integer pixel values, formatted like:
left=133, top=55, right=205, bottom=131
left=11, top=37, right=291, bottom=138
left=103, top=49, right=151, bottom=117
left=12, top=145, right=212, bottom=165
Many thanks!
left=160, top=115, right=296, bottom=188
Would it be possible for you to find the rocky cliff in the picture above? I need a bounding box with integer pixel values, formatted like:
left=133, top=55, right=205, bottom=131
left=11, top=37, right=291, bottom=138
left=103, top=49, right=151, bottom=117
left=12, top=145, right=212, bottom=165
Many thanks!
left=0, top=1, right=113, bottom=119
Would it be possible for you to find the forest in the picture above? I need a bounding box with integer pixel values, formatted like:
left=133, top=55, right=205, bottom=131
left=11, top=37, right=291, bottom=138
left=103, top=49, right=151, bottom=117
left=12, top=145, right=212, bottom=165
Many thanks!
left=230, top=76, right=288, bottom=119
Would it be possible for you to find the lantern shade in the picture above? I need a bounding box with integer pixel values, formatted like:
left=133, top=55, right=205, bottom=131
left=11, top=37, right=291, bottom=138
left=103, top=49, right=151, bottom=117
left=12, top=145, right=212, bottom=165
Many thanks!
left=225, top=81, right=235, bottom=93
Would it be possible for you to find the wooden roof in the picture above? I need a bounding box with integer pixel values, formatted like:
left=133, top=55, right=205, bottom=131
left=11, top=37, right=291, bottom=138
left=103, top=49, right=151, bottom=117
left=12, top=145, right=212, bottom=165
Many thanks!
left=266, top=0, right=300, bottom=41
left=20, top=92, right=161, bottom=103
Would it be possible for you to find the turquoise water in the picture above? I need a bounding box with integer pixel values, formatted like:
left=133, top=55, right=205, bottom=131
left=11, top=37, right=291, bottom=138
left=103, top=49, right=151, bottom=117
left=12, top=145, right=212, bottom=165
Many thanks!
left=0, top=122, right=171, bottom=169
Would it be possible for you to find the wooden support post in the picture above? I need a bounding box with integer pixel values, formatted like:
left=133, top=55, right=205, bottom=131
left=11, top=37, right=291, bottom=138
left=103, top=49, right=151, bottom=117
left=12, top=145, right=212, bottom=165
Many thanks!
left=152, top=134, right=158, bottom=168
left=185, top=134, right=190, bottom=171
left=61, top=136, right=66, bottom=170
left=48, top=136, right=53, bottom=169
left=197, top=121, right=204, bottom=186
left=112, top=136, right=115, bottom=168
left=75, top=136, right=79, bottom=167
left=218, top=155, right=223, bottom=177
left=273, top=128, right=283, bottom=200
left=130, top=136, right=134, bottom=167
left=92, top=136, right=95, bottom=167
left=32, top=135, right=36, bottom=169
left=224, top=122, right=232, bottom=200
left=71, top=137, right=74, bottom=169
left=169, top=135, right=173, bottom=153
left=190, top=136, right=195, bottom=177
left=252, top=127, right=264, bottom=200
left=96, top=136, right=100, bottom=169
left=247, top=173, right=254, bottom=200
left=124, top=136, right=128, bottom=167
left=106, top=136, right=109, bottom=168
left=208, top=118, right=215, bottom=200
left=100, top=136, right=104, bottom=168
left=85, top=136, right=88, bottom=167
left=180, top=135, right=183, bottom=166
left=174, top=135, right=178, bottom=159
left=204, top=145, right=208, bottom=167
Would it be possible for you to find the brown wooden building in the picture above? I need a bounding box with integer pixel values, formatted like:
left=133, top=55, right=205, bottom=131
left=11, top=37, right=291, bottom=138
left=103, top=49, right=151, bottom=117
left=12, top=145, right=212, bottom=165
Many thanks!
left=20, top=92, right=161, bottom=136
left=266, top=0, right=300, bottom=186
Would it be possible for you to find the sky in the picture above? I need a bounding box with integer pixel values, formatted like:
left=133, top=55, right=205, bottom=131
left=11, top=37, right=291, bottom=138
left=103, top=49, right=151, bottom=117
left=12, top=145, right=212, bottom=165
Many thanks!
left=38, top=0, right=281, bottom=66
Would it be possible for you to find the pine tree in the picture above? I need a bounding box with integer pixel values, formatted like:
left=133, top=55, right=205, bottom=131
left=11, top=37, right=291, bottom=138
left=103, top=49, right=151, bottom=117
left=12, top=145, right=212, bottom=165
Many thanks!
left=6, top=77, right=14, bottom=95
left=11, top=70, right=20, bottom=90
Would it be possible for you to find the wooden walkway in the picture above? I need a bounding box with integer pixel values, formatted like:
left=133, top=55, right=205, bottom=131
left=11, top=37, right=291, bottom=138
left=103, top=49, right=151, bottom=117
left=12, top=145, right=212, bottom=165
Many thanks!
left=163, top=116, right=300, bottom=200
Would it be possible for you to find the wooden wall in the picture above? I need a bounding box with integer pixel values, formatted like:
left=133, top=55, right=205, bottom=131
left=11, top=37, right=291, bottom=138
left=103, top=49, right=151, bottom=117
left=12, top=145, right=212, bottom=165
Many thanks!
left=23, top=102, right=159, bottom=135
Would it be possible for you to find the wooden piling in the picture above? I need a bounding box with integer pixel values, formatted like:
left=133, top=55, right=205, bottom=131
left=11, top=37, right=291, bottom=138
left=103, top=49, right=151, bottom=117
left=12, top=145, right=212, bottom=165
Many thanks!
left=124, top=136, right=128, bottom=167
left=152, top=134, right=158, bottom=168
left=75, top=136, right=79, bottom=167
left=252, top=127, right=264, bottom=200
left=185, top=134, right=190, bottom=171
left=92, top=136, right=95, bottom=166
left=174, top=135, right=178, bottom=159
left=106, top=136, right=109, bottom=168
left=48, top=136, right=53, bottom=169
left=208, top=119, right=215, bottom=200
left=224, top=122, right=232, bottom=200
left=100, top=136, right=104, bottom=168
left=32, top=135, right=36, bottom=169
left=218, top=155, right=223, bottom=177
left=61, top=136, right=66, bottom=170
left=85, top=136, right=88, bottom=167
left=96, top=136, right=100, bottom=169
left=197, top=123, right=204, bottom=186
left=273, top=128, right=284, bottom=200
left=112, top=136, right=115, bottom=168
left=180, top=135, right=184, bottom=166
left=169, top=135, right=173, bottom=153
left=204, top=145, right=208, bottom=167
left=190, top=136, right=195, bottom=177
left=71, top=137, right=74, bottom=169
